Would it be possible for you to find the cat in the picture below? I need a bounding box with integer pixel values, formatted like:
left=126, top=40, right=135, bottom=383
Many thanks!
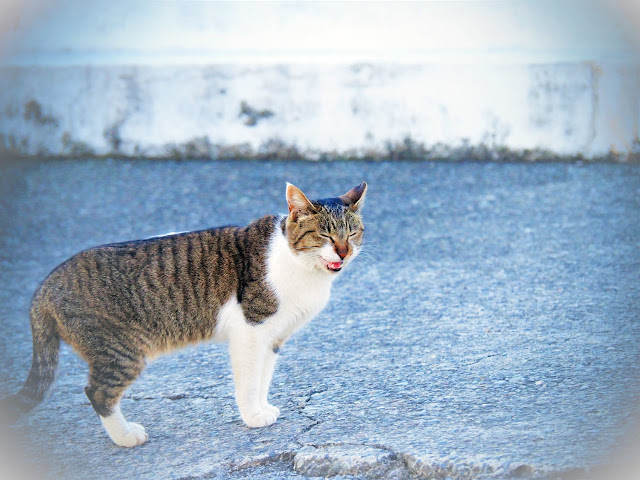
left=2, top=182, right=367, bottom=447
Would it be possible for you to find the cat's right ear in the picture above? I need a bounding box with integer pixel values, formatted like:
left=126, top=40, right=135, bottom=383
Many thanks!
left=286, top=183, right=316, bottom=221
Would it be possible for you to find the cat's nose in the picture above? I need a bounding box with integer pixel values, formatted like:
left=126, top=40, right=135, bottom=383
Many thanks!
left=335, top=241, right=348, bottom=259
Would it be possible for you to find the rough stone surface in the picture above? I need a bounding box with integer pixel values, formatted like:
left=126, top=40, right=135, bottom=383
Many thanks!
left=0, top=158, right=639, bottom=480
left=293, top=445, right=396, bottom=478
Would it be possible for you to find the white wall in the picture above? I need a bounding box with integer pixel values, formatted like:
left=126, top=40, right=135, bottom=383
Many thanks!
left=0, top=0, right=638, bottom=159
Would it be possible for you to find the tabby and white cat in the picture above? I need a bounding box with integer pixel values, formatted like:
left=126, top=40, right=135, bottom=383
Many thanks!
left=3, top=182, right=367, bottom=447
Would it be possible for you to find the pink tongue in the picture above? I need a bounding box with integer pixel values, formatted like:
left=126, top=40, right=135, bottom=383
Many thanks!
left=328, top=262, right=343, bottom=270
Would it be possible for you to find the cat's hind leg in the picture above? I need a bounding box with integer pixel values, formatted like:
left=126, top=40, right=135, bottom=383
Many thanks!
left=84, top=354, right=148, bottom=448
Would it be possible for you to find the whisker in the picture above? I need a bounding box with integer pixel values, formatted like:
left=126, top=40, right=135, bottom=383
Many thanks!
left=353, top=255, right=378, bottom=268
left=357, top=247, right=375, bottom=255
left=357, top=248, right=381, bottom=262
left=357, top=252, right=379, bottom=262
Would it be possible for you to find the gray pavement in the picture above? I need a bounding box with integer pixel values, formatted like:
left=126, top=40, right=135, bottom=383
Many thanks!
left=0, top=158, right=639, bottom=480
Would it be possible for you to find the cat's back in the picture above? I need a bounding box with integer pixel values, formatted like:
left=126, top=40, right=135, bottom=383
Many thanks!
left=47, top=226, right=244, bottom=299
left=37, top=217, right=278, bottom=324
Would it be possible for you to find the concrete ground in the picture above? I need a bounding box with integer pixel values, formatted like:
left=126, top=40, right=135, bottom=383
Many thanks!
left=0, top=158, right=638, bottom=480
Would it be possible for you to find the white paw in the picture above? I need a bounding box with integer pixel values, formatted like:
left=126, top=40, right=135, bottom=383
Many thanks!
left=112, top=422, right=148, bottom=448
left=264, top=404, right=280, bottom=418
left=242, top=409, right=278, bottom=428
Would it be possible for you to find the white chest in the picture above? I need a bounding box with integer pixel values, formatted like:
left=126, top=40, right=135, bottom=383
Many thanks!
left=269, top=267, right=332, bottom=325
left=214, top=226, right=335, bottom=345
left=265, top=228, right=334, bottom=335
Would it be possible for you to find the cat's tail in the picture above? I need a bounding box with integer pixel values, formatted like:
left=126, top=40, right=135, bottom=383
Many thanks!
left=1, top=300, right=60, bottom=424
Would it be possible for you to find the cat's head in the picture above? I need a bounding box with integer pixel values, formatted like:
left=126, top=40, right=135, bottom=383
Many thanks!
left=284, top=182, right=367, bottom=274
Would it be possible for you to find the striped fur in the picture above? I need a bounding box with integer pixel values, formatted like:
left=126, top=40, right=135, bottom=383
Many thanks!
left=2, top=182, right=367, bottom=447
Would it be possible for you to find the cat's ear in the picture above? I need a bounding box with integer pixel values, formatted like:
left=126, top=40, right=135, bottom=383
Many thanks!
left=340, top=182, right=367, bottom=211
left=286, top=183, right=316, bottom=220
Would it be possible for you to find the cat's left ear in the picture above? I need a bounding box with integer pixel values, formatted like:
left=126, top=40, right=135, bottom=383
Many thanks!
left=340, top=182, right=367, bottom=211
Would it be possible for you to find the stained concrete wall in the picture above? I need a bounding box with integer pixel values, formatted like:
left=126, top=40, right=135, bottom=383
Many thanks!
left=1, top=61, right=639, bottom=159
left=0, top=0, right=639, bottom=159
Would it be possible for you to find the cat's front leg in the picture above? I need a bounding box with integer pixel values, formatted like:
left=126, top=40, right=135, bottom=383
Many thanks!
left=259, top=346, right=280, bottom=418
left=229, top=331, right=278, bottom=428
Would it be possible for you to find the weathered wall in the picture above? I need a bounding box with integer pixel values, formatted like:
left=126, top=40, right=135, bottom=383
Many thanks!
left=1, top=62, right=638, bottom=159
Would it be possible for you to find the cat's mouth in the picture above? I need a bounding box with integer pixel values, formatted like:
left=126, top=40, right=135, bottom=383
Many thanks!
left=321, top=259, right=343, bottom=272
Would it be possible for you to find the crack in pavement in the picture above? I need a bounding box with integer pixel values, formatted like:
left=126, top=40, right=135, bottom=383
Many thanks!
left=461, top=353, right=502, bottom=367
left=294, top=386, right=328, bottom=437
left=125, top=392, right=218, bottom=401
